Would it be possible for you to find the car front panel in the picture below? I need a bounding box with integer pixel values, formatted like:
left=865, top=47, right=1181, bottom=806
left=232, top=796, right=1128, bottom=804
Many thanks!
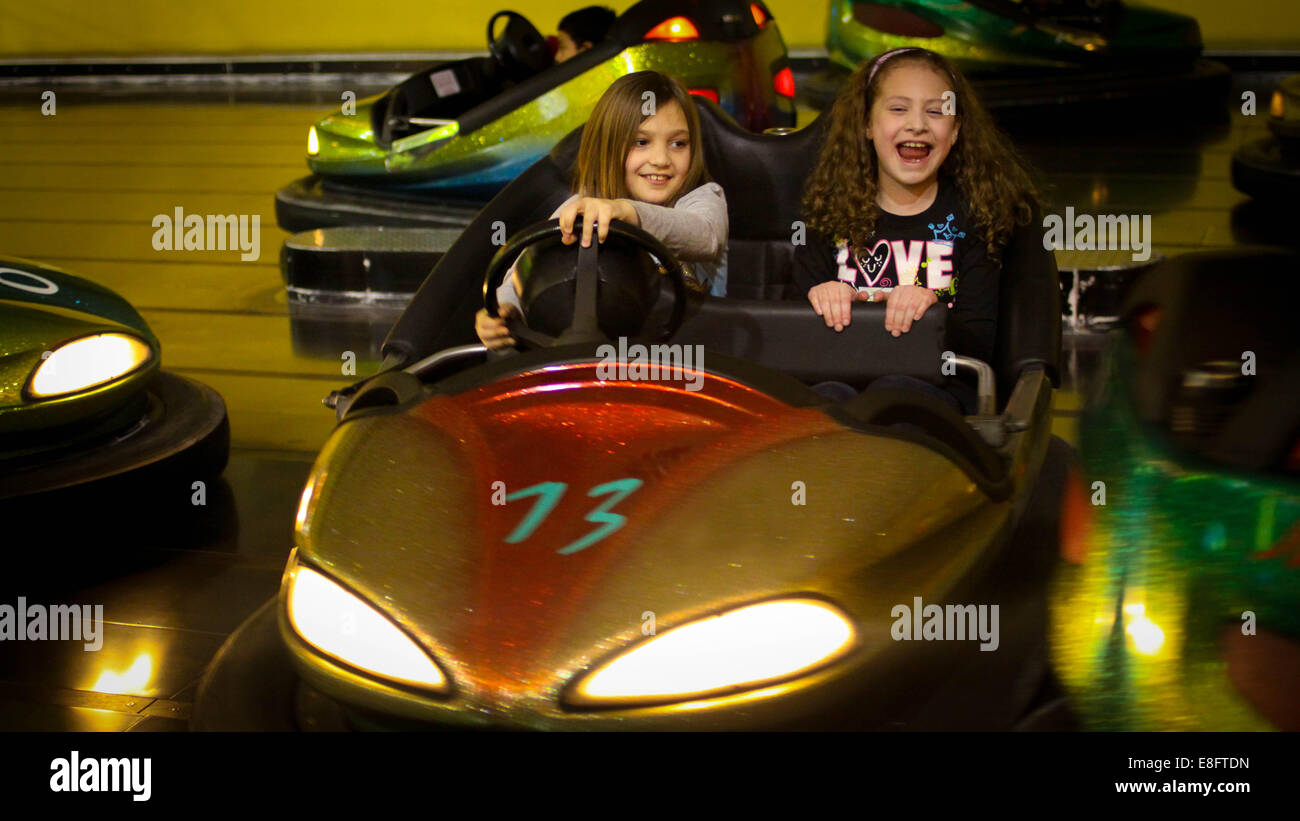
left=283, top=364, right=1011, bottom=728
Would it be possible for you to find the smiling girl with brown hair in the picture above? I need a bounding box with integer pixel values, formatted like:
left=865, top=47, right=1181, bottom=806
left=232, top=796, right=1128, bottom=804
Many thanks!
left=477, top=71, right=728, bottom=349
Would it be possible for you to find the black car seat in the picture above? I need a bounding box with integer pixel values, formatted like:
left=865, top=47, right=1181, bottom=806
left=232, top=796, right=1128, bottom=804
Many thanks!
left=692, top=98, right=829, bottom=300
left=992, top=207, right=1061, bottom=402
left=376, top=59, right=505, bottom=145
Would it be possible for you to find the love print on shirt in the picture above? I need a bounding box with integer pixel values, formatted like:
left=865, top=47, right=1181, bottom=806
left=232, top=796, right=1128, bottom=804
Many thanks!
left=838, top=239, right=953, bottom=291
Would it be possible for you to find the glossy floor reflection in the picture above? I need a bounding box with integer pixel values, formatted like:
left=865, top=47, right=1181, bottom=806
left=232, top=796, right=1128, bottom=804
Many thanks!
left=0, top=452, right=310, bottom=731
left=0, top=69, right=1285, bottom=730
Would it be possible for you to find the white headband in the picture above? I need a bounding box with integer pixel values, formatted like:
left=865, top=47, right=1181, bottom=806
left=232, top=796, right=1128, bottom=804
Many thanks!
left=867, top=48, right=927, bottom=84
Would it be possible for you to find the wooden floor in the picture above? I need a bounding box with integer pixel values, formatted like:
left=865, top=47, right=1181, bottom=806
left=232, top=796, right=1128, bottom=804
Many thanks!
left=0, top=96, right=363, bottom=455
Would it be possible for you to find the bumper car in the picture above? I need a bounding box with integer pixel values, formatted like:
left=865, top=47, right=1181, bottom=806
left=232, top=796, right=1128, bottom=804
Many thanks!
left=1232, top=74, right=1300, bottom=202
left=275, top=0, right=796, bottom=233
left=194, top=96, right=1066, bottom=731
left=0, top=258, right=229, bottom=504
left=803, top=0, right=1228, bottom=113
left=1049, top=249, right=1300, bottom=731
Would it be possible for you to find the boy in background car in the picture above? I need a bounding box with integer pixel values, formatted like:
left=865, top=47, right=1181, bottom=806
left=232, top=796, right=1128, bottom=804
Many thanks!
left=553, top=6, right=617, bottom=62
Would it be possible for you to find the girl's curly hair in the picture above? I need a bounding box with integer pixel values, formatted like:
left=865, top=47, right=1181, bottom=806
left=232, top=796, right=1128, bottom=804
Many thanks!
left=803, top=48, right=1040, bottom=261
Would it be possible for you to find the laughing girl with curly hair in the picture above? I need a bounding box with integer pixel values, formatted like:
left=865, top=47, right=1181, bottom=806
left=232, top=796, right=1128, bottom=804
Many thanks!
left=795, top=47, right=1048, bottom=411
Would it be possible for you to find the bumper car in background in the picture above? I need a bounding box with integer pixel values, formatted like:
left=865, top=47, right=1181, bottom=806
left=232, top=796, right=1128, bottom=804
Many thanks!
left=0, top=258, right=229, bottom=508
left=803, top=0, right=1229, bottom=116
left=1049, top=249, right=1300, bottom=731
left=275, top=0, right=796, bottom=233
left=1232, top=74, right=1300, bottom=202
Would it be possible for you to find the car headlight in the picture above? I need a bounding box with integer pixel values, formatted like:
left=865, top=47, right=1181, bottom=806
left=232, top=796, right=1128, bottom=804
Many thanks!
left=286, top=564, right=448, bottom=691
left=568, top=599, right=854, bottom=707
left=307, top=125, right=319, bottom=156
left=27, top=333, right=153, bottom=399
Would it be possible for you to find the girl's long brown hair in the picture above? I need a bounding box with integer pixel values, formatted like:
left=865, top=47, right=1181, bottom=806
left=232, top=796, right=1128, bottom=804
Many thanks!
left=572, top=71, right=709, bottom=204
left=803, top=49, right=1039, bottom=260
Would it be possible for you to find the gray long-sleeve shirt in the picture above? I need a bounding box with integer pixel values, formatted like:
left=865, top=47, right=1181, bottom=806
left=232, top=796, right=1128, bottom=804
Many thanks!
left=498, top=183, right=729, bottom=314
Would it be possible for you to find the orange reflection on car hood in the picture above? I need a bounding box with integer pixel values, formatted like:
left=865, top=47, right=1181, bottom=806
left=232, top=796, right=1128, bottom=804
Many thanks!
left=407, top=363, right=839, bottom=694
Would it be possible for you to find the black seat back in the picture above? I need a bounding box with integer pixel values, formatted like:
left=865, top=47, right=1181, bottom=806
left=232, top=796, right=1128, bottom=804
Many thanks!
left=407, top=58, right=501, bottom=118
left=673, top=296, right=946, bottom=388
left=379, top=58, right=504, bottom=143
left=994, top=216, right=1062, bottom=399
left=694, top=99, right=829, bottom=299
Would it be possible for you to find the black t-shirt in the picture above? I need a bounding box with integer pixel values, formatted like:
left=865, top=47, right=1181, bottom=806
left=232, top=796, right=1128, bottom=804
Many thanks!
left=792, top=177, right=998, bottom=365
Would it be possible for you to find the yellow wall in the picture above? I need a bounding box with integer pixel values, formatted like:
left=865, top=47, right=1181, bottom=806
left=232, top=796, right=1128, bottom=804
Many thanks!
left=2, top=1, right=1297, bottom=58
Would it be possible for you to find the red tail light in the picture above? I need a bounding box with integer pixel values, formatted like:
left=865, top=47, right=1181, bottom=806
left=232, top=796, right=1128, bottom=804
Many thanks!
left=646, top=17, right=700, bottom=41
left=750, top=4, right=769, bottom=27
left=774, top=67, right=795, bottom=98
left=689, top=88, right=719, bottom=104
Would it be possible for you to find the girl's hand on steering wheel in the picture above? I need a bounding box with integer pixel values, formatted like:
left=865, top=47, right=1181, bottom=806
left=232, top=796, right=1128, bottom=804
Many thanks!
left=879, top=285, right=938, bottom=337
left=475, top=305, right=519, bottom=350
left=557, top=198, right=640, bottom=247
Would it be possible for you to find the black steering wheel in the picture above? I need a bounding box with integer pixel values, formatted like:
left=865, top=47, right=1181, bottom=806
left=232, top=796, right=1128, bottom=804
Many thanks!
left=487, top=11, right=554, bottom=82
left=483, top=219, right=690, bottom=349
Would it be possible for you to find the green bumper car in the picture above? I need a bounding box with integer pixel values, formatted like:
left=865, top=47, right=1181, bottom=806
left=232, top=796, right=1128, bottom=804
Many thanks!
left=804, top=0, right=1228, bottom=113
left=1048, top=249, right=1300, bottom=732
left=0, top=258, right=229, bottom=503
left=276, top=0, right=796, bottom=233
